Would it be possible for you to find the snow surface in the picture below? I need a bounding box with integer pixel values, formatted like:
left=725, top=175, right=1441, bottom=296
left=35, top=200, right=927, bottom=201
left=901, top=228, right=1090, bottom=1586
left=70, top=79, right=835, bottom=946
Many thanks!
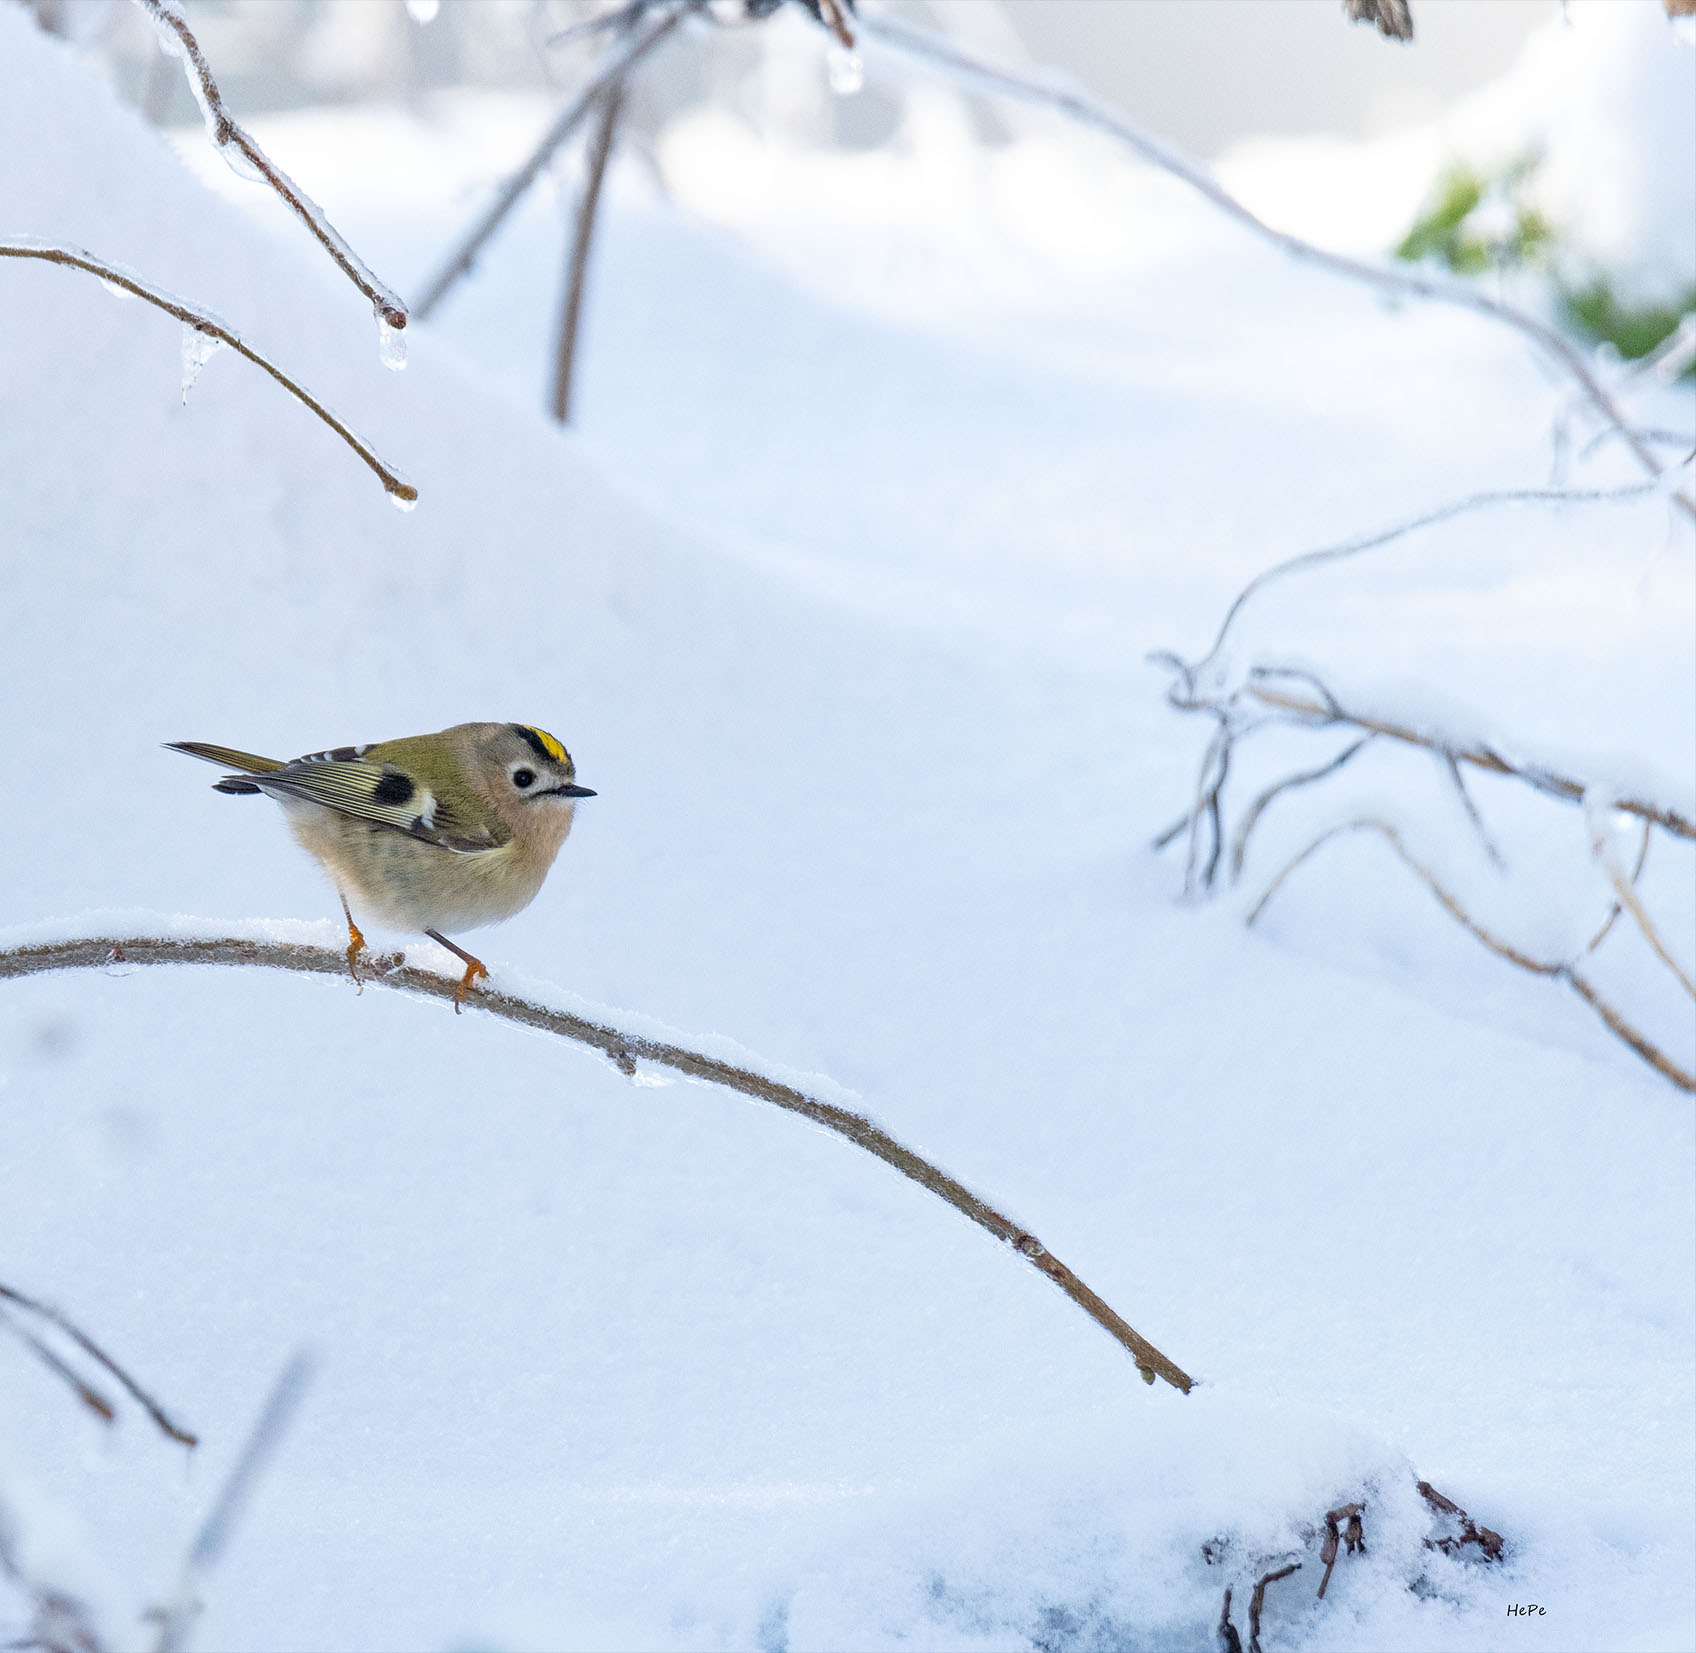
left=2, top=3, right=1692, bottom=1649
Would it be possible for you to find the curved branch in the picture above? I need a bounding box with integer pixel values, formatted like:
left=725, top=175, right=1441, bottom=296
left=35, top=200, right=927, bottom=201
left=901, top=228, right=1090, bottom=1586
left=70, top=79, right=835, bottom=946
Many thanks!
left=859, top=14, right=1691, bottom=518
left=0, top=934, right=1194, bottom=1394
left=0, top=244, right=417, bottom=506
left=1194, top=480, right=1663, bottom=674
left=134, top=0, right=407, bottom=334
left=1246, top=817, right=1695, bottom=1092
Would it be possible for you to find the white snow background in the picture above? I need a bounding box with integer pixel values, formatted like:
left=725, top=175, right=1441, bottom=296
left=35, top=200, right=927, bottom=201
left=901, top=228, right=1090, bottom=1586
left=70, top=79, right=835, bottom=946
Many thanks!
left=1, top=2, right=1692, bottom=1649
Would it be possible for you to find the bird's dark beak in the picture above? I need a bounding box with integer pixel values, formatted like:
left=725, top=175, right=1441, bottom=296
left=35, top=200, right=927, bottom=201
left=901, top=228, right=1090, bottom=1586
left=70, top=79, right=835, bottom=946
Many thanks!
left=557, top=783, right=596, bottom=798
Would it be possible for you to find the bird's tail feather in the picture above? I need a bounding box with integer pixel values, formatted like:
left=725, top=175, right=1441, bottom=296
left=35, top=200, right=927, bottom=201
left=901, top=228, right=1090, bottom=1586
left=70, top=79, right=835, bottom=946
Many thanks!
left=166, top=741, right=284, bottom=796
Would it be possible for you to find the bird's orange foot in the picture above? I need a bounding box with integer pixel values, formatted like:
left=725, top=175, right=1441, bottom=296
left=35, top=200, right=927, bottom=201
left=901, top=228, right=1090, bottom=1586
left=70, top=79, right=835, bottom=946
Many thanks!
left=344, top=919, right=368, bottom=992
left=452, top=958, right=488, bottom=1013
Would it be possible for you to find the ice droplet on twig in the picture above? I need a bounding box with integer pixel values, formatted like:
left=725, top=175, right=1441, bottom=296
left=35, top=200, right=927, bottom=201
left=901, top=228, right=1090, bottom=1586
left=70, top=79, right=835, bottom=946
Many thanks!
left=179, top=322, right=224, bottom=403
left=388, top=484, right=419, bottom=513
left=827, top=44, right=863, bottom=96
left=377, top=311, right=409, bottom=372
left=98, top=276, right=135, bottom=302
left=405, top=0, right=440, bottom=21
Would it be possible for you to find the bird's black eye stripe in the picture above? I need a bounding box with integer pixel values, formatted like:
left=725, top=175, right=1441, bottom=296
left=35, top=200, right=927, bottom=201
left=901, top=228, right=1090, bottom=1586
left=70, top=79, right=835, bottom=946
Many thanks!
left=513, top=768, right=535, bottom=790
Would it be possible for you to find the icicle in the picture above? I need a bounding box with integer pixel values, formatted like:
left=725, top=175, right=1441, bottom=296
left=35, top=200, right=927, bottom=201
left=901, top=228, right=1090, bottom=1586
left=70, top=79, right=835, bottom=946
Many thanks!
left=826, top=43, right=864, bottom=96
left=377, top=311, right=409, bottom=372
left=388, top=485, right=419, bottom=513
left=405, top=0, right=440, bottom=21
left=179, top=323, right=224, bottom=403
left=98, top=276, right=134, bottom=301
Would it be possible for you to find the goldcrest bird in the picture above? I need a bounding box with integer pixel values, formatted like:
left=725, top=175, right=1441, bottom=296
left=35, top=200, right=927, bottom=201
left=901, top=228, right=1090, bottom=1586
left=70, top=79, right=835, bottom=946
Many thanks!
left=168, top=723, right=594, bottom=1007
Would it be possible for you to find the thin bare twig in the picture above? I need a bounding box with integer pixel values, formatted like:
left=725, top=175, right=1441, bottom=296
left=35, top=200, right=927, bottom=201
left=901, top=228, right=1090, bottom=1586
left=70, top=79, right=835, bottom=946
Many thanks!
left=0, top=1280, right=198, bottom=1446
left=0, top=934, right=1195, bottom=1393
left=1442, top=752, right=1506, bottom=871
left=550, top=79, right=624, bottom=423
left=857, top=15, right=1691, bottom=518
left=1316, top=1502, right=1365, bottom=1599
left=1247, top=817, right=1695, bottom=1091
left=1247, top=1561, right=1300, bottom=1653
left=132, top=0, right=406, bottom=335
left=0, top=243, right=417, bottom=506
left=415, top=4, right=691, bottom=321
left=0, top=1306, right=115, bottom=1425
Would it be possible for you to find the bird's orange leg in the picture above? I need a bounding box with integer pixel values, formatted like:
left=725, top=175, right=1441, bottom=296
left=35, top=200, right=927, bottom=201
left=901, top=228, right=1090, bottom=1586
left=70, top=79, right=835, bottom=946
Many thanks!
left=340, top=894, right=367, bottom=990
left=425, top=929, right=489, bottom=1013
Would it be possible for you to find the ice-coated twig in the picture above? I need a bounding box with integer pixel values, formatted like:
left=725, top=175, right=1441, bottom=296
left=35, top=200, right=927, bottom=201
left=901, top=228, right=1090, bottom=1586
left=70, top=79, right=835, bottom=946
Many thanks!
left=545, top=0, right=653, bottom=48
left=415, top=3, right=693, bottom=321
left=1237, top=675, right=1695, bottom=842
left=1442, top=751, right=1506, bottom=871
left=1582, top=818, right=1651, bottom=955
left=132, top=0, right=407, bottom=337
left=0, top=244, right=417, bottom=505
left=857, top=13, right=1692, bottom=518
left=1229, top=736, right=1375, bottom=881
left=0, top=1279, right=198, bottom=1446
left=153, top=1351, right=314, bottom=1653
left=1588, top=812, right=1696, bottom=1000
left=550, top=75, right=625, bottom=423
left=1246, top=817, right=1695, bottom=1091
left=0, top=934, right=1196, bottom=1394
left=1189, top=480, right=1664, bottom=679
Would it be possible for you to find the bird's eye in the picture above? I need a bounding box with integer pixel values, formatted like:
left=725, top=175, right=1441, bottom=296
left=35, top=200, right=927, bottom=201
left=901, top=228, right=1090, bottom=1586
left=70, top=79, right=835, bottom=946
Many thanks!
left=513, top=768, right=535, bottom=790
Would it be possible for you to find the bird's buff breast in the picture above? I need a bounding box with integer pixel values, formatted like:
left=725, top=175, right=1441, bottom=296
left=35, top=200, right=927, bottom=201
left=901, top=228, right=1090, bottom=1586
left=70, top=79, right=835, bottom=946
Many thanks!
left=284, top=801, right=574, bottom=934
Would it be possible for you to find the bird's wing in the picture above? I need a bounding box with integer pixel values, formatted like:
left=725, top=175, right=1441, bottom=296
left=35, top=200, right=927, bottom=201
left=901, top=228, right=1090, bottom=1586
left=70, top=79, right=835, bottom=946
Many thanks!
left=253, top=756, right=504, bottom=853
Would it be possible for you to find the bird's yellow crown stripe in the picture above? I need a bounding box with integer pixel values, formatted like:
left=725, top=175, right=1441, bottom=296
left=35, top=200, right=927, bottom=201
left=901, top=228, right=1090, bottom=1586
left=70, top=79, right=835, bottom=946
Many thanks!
left=518, top=724, right=567, bottom=763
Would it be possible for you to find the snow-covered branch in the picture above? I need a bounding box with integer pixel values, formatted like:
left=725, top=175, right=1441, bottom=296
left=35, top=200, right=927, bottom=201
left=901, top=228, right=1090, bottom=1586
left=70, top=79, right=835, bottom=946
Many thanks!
left=0, top=932, right=1195, bottom=1395
left=0, top=243, right=417, bottom=505
left=132, top=0, right=408, bottom=352
left=858, top=12, right=1693, bottom=520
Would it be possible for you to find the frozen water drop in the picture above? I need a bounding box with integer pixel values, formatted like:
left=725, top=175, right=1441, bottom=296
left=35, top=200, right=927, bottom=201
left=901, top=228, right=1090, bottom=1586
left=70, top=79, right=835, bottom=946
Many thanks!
left=388, top=484, right=419, bottom=513
left=405, top=0, right=440, bottom=21
left=377, top=312, right=409, bottom=372
left=98, top=276, right=134, bottom=302
left=826, top=44, right=863, bottom=96
left=179, top=323, right=224, bottom=403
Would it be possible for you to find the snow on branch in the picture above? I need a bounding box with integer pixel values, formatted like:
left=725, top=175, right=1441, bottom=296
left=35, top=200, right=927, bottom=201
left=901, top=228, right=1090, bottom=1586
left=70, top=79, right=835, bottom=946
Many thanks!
left=857, top=12, right=1693, bottom=521
left=0, top=243, right=417, bottom=506
left=0, top=932, right=1195, bottom=1395
left=132, top=0, right=408, bottom=354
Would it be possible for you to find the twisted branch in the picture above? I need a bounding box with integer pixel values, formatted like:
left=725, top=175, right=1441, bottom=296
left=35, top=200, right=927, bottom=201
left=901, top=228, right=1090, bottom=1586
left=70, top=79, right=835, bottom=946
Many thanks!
left=133, top=0, right=406, bottom=334
left=0, top=933, right=1194, bottom=1394
left=0, top=244, right=417, bottom=506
